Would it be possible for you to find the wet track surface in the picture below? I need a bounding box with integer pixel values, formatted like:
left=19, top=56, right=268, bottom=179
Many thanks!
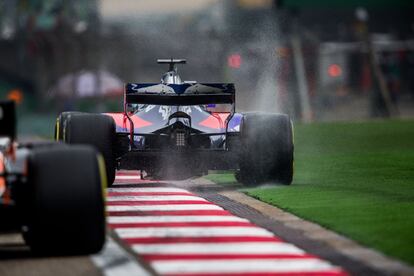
left=0, top=233, right=101, bottom=276
left=1, top=171, right=389, bottom=276
left=107, top=171, right=347, bottom=276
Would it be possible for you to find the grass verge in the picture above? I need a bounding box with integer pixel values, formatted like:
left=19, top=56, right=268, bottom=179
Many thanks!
left=207, top=120, right=414, bottom=265
left=204, top=172, right=237, bottom=186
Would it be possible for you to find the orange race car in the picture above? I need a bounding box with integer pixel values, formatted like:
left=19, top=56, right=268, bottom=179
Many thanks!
left=0, top=101, right=105, bottom=255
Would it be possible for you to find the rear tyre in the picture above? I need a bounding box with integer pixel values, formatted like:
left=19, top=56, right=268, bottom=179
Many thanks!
left=63, top=113, right=116, bottom=186
left=54, top=111, right=83, bottom=141
left=238, top=113, right=293, bottom=186
left=23, top=145, right=106, bottom=255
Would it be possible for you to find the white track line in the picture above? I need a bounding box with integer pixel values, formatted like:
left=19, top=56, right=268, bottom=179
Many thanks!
left=115, top=175, right=141, bottom=180
left=107, top=204, right=223, bottom=212
left=91, top=237, right=151, bottom=276
left=115, top=226, right=274, bottom=238
left=132, top=242, right=304, bottom=255
left=107, top=187, right=191, bottom=193
left=108, top=216, right=249, bottom=223
left=107, top=195, right=207, bottom=202
left=151, top=259, right=340, bottom=274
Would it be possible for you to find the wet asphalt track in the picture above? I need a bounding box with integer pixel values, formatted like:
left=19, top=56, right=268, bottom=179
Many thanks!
left=0, top=233, right=101, bottom=276
left=1, top=171, right=384, bottom=276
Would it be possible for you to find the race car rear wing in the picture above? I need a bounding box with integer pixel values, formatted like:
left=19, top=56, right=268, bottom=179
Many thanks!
left=125, top=83, right=235, bottom=106
left=123, top=82, right=236, bottom=147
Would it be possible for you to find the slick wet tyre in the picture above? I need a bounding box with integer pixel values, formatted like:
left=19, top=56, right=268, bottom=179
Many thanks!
left=23, top=146, right=106, bottom=255
left=238, top=113, right=293, bottom=186
left=54, top=111, right=83, bottom=141
left=63, top=113, right=116, bottom=186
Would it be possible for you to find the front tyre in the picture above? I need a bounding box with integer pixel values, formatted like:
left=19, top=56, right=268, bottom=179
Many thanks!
left=238, top=113, right=293, bottom=186
left=23, top=145, right=106, bottom=255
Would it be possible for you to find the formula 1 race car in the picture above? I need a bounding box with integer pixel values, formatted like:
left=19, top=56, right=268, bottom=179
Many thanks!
left=56, top=59, right=293, bottom=186
left=0, top=101, right=105, bottom=255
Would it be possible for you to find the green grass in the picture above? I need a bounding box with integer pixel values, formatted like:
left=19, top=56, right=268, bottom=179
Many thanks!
left=205, top=173, right=238, bottom=186
left=207, top=120, right=414, bottom=265
left=18, top=113, right=56, bottom=139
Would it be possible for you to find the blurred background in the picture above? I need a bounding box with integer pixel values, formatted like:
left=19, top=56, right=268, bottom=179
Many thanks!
left=1, top=0, right=414, bottom=136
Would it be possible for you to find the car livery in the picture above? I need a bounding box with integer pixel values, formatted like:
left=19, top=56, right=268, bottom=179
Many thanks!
left=56, top=59, right=294, bottom=186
